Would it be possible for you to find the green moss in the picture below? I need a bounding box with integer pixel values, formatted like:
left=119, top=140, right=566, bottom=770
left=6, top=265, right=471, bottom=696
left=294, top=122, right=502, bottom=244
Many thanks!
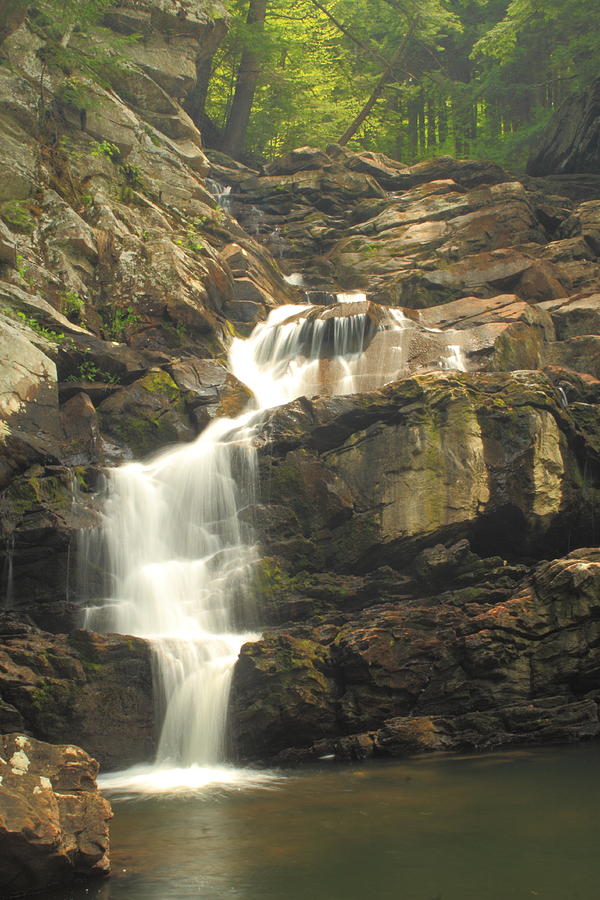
left=140, top=370, right=182, bottom=402
left=100, top=412, right=177, bottom=458
left=31, top=678, right=75, bottom=712
left=2, top=473, right=71, bottom=518
left=255, top=557, right=294, bottom=604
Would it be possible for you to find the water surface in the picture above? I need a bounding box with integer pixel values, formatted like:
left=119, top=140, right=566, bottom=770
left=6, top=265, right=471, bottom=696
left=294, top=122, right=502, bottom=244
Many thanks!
left=45, top=743, right=600, bottom=900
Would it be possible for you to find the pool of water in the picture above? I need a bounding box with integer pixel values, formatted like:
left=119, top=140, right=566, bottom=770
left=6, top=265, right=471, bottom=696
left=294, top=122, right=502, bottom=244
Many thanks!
left=45, top=743, right=600, bottom=900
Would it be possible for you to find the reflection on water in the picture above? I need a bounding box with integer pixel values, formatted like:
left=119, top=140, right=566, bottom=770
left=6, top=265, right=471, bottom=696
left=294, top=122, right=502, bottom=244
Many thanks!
left=43, top=744, right=600, bottom=900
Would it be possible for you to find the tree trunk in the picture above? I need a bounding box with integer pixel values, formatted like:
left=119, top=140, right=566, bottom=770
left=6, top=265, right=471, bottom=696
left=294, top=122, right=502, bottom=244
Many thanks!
left=221, top=0, right=268, bottom=160
left=338, top=20, right=417, bottom=146
left=185, top=54, right=215, bottom=128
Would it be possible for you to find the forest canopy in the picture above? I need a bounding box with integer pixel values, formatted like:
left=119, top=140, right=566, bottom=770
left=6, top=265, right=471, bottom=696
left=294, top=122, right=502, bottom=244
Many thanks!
left=5, top=0, right=599, bottom=167
left=201, top=0, right=600, bottom=166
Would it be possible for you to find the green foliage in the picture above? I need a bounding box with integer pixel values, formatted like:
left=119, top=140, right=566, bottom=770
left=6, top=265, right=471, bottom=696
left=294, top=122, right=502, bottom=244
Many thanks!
left=59, top=289, right=86, bottom=323
left=0, top=201, right=36, bottom=234
left=28, top=0, right=142, bottom=126
left=102, top=305, right=141, bottom=339
left=205, top=0, right=600, bottom=168
left=15, top=255, right=33, bottom=285
left=66, top=360, right=119, bottom=382
left=120, top=163, right=143, bottom=188
left=9, top=309, right=65, bottom=342
left=89, top=139, right=120, bottom=161
left=55, top=75, right=96, bottom=111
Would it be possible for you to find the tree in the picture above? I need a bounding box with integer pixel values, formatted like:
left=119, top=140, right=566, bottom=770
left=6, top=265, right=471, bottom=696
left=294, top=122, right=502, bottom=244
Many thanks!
left=221, top=0, right=269, bottom=159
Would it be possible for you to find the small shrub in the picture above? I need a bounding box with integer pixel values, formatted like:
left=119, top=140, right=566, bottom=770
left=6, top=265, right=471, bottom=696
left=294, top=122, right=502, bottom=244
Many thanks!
left=89, top=139, right=121, bottom=162
left=0, top=201, right=35, bottom=234
left=60, top=289, right=86, bottom=324
left=66, top=360, right=119, bottom=383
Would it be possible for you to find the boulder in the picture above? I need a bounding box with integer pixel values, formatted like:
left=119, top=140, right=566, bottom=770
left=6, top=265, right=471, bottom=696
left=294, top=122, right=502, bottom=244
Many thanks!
left=97, top=368, right=195, bottom=461
left=168, top=358, right=251, bottom=428
left=0, top=733, right=111, bottom=897
left=527, top=79, right=600, bottom=176
left=255, top=371, right=600, bottom=571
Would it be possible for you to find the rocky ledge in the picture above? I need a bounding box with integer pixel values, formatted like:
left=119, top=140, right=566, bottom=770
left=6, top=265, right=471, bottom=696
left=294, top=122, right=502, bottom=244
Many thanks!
left=230, top=547, right=600, bottom=763
left=0, top=733, right=111, bottom=897
left=227, top=367, right=600, bottom=763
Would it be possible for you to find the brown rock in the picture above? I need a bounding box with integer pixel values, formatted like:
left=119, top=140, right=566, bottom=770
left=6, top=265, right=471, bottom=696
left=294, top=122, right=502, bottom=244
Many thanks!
left=0, top=733, right=111, bottom=897
left=0, top=627, right=154, bottom=769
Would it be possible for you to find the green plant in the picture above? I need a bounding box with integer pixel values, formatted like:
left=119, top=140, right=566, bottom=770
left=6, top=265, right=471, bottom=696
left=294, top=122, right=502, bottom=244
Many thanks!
left=0, top=201, right=35, bottom=234
left=14, top=310, right=64, bottom=343
left=15, top=255, right=34, bottom=286
left=141, top=123, right=161, bottom=147
left=89, top=139, right=120, bottom=161
left=59, top=289, right=86, bottom=323
left=119, top=163, right=144, bottom=189
left=184, top=221, right=208, bottom=254
left=103, top=305, right=140, bottom=339
left=66, top=360, right=118, bottom=382
left=117, top=185, right=137, bottom=204
left=55, top=75, right=96, bottom=112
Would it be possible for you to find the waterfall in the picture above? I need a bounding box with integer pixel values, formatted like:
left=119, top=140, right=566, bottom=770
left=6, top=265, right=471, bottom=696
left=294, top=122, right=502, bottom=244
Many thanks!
left=205, top=178, right=233, bottom=215
left=84, top=305, right=410, bottom=794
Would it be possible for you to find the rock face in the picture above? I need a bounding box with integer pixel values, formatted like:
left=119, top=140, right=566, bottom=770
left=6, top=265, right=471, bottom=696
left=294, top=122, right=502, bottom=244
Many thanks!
left=227, top=367, right=600, bottom=762
left=1, top=0, right=600, bottom=786
left=231, top=548, right=600, bottom=763
left=253, top=371, right=599, bottom=571
left=0, top=733, right=111, bottom=897
left=0, top=619, right=154, bottom=770
left=527, top=79, right=600, bottom=176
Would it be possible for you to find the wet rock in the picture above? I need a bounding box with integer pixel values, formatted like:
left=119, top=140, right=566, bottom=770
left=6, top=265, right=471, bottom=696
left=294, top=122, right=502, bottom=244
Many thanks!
left=0, top=629, right=154, bottom=769
left=60, top=393, right=104, bottom=467
left=256, top=371, right=600, bottom=571
left=168, top=358, right=251, bottom=427
left=97, top=368, right=195, bottom=460
left=230, top=634, right=339, bottom=760
left=231, top=550, right=600, bottom=762
left=0, top=466, right=100, bottom=630
left=0, top=734, right=111, bottom=897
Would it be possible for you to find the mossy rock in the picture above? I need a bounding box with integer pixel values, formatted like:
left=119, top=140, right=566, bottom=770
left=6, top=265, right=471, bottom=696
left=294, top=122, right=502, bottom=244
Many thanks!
left=97, top=368, right=195, bottom=459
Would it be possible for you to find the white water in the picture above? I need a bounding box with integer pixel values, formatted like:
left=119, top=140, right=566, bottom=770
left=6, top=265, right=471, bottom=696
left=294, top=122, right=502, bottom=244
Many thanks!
left=441, top=343, right=467, bottom=372
left=337, top=291, right=367, bottom=304
left=205, top=178, right=233, bottom=215
left=85, top=304, right=414, bottom=795
left=284, top=272, right=305, bottom=287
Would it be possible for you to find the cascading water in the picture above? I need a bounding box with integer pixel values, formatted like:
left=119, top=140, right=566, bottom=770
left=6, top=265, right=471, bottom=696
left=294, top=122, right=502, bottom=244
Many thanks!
left=205, top=178, right=233, bottom=215
left=83, top=302, right=453, bottom=794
